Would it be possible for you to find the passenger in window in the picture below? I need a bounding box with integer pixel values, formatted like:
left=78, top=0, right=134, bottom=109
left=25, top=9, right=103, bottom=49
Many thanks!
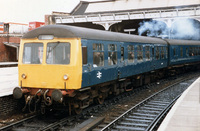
left=93, top=52, right=101, bottom=67
left=111, top=52, right=117, bottom=65
left=109, top=52, right=117, bottom=65
left=128, top=52, right=134, bottom=63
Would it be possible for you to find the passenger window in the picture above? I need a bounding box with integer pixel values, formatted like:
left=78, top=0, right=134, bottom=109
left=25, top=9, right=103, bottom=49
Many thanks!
left=161, top=47, right=164, bottom=59
left=186, top=48, right=189, bottom=56
left=152, top=47, right=154, bottom=57
left=128, top=45, right=134, bottom=63
left=155, top=47, right=160, bottom=60
left=137, top=45, right=143, bottom=61
left=193, top=47, right=195, bottom=56
left=199, top=47, right=200, bottom=55
left=180, top=47, right=183, bottom=57
left=189, top=47, right=193, bottom=56
left=145, top=46, right=150, bottom=61
left=108, top=44, right=117, bottom=65
left=82, top=46, right=87, bottom=65
left=173, top=48, right=176, bottom=57
left=93, top=44, right=104, bottom=67
left=165, top=47, right=168, bottom=58
left=121, top=47, right=124, bottom=62
left=195, top=47, right=198, bottom=56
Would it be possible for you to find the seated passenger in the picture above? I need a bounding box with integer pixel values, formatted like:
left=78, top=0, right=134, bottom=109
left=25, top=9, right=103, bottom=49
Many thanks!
left=93, top=52, right=101, bottom=67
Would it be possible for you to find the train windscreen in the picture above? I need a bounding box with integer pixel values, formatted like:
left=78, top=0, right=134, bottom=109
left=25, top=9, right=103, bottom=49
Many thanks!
left=23, top=43, right=43, bottom=64
left=46, top=42, right=70, bottom=65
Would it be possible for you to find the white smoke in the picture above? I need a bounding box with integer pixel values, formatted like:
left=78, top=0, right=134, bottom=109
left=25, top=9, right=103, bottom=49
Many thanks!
left=171, top=18, right=200, bottom=40
left=138, top=20, right=168, bottom=38
left=138, top=18, right=200, bottom=40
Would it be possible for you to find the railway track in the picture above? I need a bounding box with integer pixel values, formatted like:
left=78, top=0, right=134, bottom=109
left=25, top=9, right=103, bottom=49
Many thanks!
left=96, top=77, right=197, bottom=131
left=0, top=72, right=199, bottom=131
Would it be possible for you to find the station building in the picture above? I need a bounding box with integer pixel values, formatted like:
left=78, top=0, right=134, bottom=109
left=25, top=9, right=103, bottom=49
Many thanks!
left=0, top=22, right=44, bottom=62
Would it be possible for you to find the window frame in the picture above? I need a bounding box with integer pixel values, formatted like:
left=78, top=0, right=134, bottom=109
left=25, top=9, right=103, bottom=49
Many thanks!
left=46, top=42, right=71, bottom=65
left=127, top=45, right=134, bottom=63
left=108, top=44, right=117, bottom=66
left=137, top=45, right=143, bottom=61
left=23, top=42, right=43, bottom=64
left=93, top=43, right=104, bottom=67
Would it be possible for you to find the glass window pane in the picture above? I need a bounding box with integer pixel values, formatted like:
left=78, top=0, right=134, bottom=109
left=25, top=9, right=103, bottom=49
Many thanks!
left=23, top=43, right=43, bottom=64
left=82, top=47, right=87, bottom=65
left=108, top=44, right=117, bottom=65
left=161, top=47, right=164, bottom=59
left=180, top=47, right=183, bottom=57
left=137, top=45, right=143, bottom=61
left=121, top=47, right=124, bottom=62
left=93, top=52, right=104, bottom=67
left=46, top=42, right=70, bottom=64
left=108, top=52, right=117, bottom=65
left=128, top=45, right=134, bottom=63
left=156, top=47, right=160, bottom=60
left=145, top=46, right=150, bottom=60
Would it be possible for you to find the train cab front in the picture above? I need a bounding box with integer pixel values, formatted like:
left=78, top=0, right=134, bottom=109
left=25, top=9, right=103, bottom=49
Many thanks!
left=13, top=35, right=82, bottom=112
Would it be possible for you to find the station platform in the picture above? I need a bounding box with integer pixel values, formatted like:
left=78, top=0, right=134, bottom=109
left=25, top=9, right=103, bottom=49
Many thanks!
left=0, top=62, right=18, bottom=67
left=0, top=67, right=18, bottom=97
left=158, top=77, right=200, bottom=131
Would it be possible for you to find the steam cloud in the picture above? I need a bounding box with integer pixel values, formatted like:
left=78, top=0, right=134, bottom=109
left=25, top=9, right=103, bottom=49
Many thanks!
left=138, top=18, right=200, bottom=40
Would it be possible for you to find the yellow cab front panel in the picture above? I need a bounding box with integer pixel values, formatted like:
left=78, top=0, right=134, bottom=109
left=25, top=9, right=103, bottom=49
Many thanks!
left=18, top=38, right=82, bottom=90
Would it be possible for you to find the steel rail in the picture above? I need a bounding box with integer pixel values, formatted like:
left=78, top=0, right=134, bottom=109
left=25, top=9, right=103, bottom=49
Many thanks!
left=0, top=115, right=37, bottom=131
left=100, top=77, right=195, bottom=131
left=147, top=94, right=180, bottom=131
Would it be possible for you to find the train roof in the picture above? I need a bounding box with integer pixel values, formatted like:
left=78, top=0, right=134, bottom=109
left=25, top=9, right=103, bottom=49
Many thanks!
left=165, top=39, right=200, bottom=46
left=22, top=25, right=167, bottom=44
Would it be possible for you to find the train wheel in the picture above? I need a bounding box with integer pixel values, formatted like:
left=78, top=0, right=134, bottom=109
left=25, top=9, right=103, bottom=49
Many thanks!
left=74, top=107, right=82, bottom=114
left=73, top=101, right=82, bottom=114
left=95, top=94, right=104, bottom=104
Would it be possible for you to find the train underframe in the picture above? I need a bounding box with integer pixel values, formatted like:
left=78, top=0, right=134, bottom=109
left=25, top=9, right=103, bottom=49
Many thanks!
left=14, top=62, right=200, bottom=115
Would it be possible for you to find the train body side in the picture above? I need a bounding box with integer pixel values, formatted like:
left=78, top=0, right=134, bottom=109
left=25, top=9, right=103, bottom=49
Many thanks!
left=166, top=39, right=200, bottom=66
left=81, top=38, right=168, bottom=88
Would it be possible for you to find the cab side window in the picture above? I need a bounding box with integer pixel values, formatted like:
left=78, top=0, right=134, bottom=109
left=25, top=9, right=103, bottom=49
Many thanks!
left=82, top=46, right=87, bottom=65
left=93, top=43, right=104, bottom=67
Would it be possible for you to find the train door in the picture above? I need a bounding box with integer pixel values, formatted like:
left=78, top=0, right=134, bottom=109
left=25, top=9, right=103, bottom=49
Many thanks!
left=173, top=46, right=178, bottom=60
left=90, top=41, right=106, bottom=85
left=104, top=42, right=119, bottom=81
left=81, top=39, right=91, bottom=87
left=151, top=45, right=156, bottom=69
left=117, top=43, right=125, bottom=79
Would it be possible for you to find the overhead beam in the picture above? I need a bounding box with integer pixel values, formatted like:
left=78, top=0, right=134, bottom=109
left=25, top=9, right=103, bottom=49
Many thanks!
left=53, top=6, right=200, bottom=24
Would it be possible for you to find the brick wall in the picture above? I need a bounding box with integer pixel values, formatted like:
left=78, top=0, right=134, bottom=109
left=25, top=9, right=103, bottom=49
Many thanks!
left=0, top=36, right=20, bottom=62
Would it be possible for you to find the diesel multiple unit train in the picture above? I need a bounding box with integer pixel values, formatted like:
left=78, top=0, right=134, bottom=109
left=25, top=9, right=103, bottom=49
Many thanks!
left=13, top=25, right=200, bottom=114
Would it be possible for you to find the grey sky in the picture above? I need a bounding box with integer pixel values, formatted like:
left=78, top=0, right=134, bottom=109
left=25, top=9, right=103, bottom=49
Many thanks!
left=0, top=0, right=80, bottom=24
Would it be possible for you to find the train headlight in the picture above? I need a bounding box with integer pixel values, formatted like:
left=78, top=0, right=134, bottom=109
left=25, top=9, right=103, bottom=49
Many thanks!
left=21, top=74, right=27, bottom=79
left=63, top=74, right=68, bottom=80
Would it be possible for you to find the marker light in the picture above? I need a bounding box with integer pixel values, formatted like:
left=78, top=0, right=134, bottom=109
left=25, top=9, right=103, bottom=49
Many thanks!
left=63, top=75, right=68, bottom=80
left=38, top=35, right=54, bottom=40
left=21, top=74, right=27, bottom=79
